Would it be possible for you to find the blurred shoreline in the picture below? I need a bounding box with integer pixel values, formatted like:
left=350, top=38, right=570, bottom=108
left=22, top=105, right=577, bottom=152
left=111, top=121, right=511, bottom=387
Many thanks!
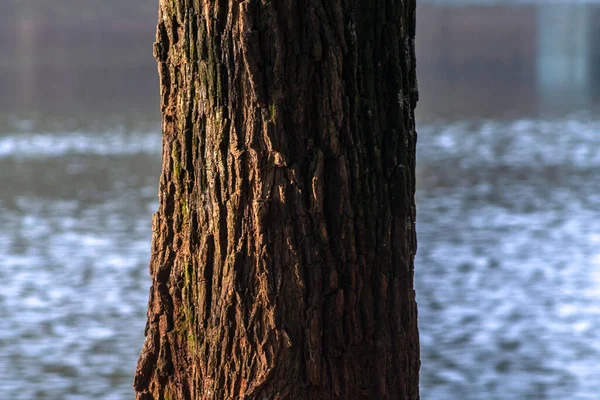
left=1, top=2, right=599, bottom=129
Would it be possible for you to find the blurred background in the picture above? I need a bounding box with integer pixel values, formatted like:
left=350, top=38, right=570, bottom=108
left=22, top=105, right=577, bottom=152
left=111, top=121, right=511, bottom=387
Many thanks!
left=0, top=0, right=599, bottom=399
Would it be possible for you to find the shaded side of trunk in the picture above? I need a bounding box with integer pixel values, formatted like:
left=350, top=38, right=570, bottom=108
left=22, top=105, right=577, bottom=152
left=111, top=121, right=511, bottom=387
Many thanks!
left=134, top=1, right=419, bottom=399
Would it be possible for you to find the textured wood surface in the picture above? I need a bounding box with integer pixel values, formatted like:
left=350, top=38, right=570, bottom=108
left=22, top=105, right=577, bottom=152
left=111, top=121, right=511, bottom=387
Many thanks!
left=135, top=1, right=419, bottom=398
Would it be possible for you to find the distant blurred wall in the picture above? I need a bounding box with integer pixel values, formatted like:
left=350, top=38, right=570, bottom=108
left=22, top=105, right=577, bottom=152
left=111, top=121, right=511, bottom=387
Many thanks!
left=3, top=2, right=598, bottom=123
left=416, top=3, right=600, bottom=121
left=416, top=4, right=538, bottom=120
left=536, top=4, right=590, bottom=112
left=591, top=7, right=600, bottom=104
left=0, top=1, right=159, bottom=122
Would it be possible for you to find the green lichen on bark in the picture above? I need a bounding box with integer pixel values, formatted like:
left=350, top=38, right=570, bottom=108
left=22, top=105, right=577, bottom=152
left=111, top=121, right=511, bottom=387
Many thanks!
left=170, top=140, right=181, bottom=180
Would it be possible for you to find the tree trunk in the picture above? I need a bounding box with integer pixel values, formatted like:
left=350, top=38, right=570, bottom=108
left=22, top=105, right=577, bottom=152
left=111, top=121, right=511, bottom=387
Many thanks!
left=134, top=1, right=419, bottom=399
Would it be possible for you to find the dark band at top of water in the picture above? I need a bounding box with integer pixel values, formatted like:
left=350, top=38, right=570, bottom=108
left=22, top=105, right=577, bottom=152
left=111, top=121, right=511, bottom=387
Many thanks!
left=2, top=2, right=600, bottom=131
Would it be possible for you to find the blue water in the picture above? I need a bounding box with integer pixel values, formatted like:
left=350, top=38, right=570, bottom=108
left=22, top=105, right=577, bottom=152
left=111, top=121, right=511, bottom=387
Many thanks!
left=1, top=117, right=599, bottom=398
left=416, top=118, right=600, bottom=399
left=0, top=130, right=161, bottom=399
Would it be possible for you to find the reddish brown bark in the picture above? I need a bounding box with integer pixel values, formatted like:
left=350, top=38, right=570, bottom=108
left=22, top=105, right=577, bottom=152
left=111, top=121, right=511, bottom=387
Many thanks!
left=135, top=1, right=419, bottom=399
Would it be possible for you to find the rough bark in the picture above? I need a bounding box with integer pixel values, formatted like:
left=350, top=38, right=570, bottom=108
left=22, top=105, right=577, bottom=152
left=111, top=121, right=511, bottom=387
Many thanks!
left=134, top=1, right=419, bottom=399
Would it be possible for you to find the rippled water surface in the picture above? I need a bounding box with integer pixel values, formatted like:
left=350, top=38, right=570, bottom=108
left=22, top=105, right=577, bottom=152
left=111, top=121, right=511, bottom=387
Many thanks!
left=0, top=131, right=161, bottom=399
left=416, top=118, right=600, bottom=399
left=2, top=118, right=599, bottom=399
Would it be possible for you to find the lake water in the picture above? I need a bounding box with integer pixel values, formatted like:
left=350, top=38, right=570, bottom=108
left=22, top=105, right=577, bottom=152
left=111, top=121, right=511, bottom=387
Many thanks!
left=1, top=2, right=600, bottom=399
